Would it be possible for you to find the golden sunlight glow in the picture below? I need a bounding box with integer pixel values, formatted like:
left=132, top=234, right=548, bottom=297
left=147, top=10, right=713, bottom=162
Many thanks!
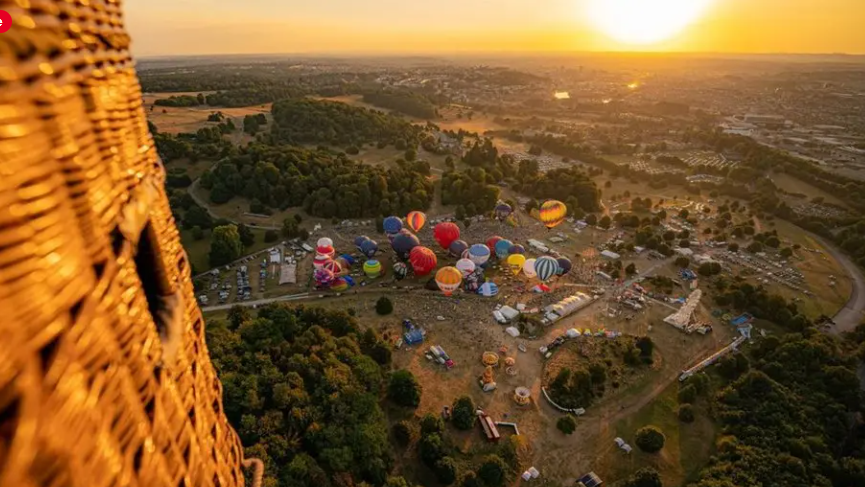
left=587, top=0, right=713, bottom=45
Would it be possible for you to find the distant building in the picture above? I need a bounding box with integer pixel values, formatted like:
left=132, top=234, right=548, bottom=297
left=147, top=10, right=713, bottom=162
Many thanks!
left=600, top=250, right=621, bottom=260
left=675, top=248, right=694, bottom=257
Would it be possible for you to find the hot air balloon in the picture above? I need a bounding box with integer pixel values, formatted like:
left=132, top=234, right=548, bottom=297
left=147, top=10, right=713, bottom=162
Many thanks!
left=383, top=216, right=403, bottom=235
left=393, top=262, right=408, bottom=280
left=434, top=222, right=460, bottom=250
left=495, top=203, right=513, bottom=220
left=534, top=256, right=559, bottom=282
left=354, top=235, right=369, bottom=248
left=506, top=254, right=527, bottom=276
left=448, top=239, right=469, bottom=258
left=435, top=266, right=463, bottom=296
left=363, top=260, right=382, bottom=278
left=391, top=232, right=420, bottom=259
left=360, top=239, right=379, bottom=258
left=486, top=236, right=502, bottom=254
left=323, top=259, right=342, bottom=275
left=539, top=200, right=567, bottom=229
left=409, top=246, right=437, bottom=276
left=508, top=244, right=526, bottom=255
left=523, top=258, right=537, bottom=278
left=478, top=282, right=499, bottom=297
left=494, top=239, right=513, bottom=260
left=316, top=245, right=335, bottom=258
left=468, top=244, right=491, bottom=266
left=456, top=258, right=476, bottom=277
left=339, top=254, right=355, bottom=267
left=314, top=268, right=335, bottom=287
left=317, top=237, right=333, bottom=249
left=313, top=254, right=331, bottom=270
left=330, top=277, right=351, bottom=292
left=556, top=257, right=573, bottom=276
left=406, top=211, right=427, bottom=232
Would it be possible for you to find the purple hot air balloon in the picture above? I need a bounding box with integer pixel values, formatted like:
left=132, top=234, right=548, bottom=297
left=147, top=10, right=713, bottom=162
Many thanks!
left=449, top=239, right=469, bottom=258
left=392, top=232, right=420, bottom=260
left=360, top=239, right=379, bottom=258
left=508, top=244, right=526, bottom=255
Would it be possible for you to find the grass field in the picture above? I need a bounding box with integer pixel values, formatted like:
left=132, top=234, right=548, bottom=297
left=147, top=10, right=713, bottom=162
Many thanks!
left=771, top=172, right=849, bottom=208
left=144, top=92, right=272, bottom=135
left=180, top=227, right=273, bottom=274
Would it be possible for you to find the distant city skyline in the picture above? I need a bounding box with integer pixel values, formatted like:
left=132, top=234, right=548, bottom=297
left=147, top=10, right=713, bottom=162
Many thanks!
left=126, top=0, right=865, bottom=57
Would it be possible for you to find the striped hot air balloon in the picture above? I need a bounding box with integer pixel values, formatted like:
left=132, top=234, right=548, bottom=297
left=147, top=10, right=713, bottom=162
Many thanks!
left=534, top=256, right=559, bottom=282
left=456, top=258, right=476, bottom=277
left=478, top=281, right=499, bottom=297
left=409, top=246, right=437, bottom=276
left=506, top=253, right=526, bottom=276
left=434, top=222, right=460, bottom=250
left=313, top=254, right=331, bottom=270
left=316, top=245, right=335, bottom=258
left=539, top=200, right=567, bottom=229
left=468, top=244, right=491, bottom=266
left=435, top=266, right=463, bottom=296
left=406, top=211, right=427, bottom=232
left=363, top=260, right=382, bottom=278
left=330, top=277, right=351, bottom=292
left=523, top=258, right=537, bottom=278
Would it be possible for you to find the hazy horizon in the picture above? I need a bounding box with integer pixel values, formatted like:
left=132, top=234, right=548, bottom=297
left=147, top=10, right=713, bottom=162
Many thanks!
left=126, top=0, right=865, bottom=57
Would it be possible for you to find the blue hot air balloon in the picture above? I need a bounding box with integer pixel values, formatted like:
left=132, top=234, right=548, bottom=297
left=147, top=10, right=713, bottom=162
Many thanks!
left=354, top=235, right=369, bottom=248
left=383, top=216, right=403, bottom=235
left=360, top=239, right=379, bottom=258
left=508, top=244, right=526, bottom=255
left=468, top=244, right=491, bottom=266
left=494, top=239, right=513, bottom=260
left=392, top=232, right=420, bottom=259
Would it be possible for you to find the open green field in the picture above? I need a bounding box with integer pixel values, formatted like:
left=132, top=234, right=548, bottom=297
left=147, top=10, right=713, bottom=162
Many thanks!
left=181, top=227, right=274, bottom=274
left=771, top=172, right=849, bottom=209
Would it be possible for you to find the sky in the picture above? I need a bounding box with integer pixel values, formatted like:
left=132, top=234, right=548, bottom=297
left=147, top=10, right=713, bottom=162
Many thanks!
left=125, top=0, right=865, bottom=57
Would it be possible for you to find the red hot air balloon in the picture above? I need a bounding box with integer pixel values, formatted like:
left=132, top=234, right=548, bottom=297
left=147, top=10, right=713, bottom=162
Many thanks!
left=409, top=246, right=438, bottom=276
left=433, top=222, right=460, bottom=250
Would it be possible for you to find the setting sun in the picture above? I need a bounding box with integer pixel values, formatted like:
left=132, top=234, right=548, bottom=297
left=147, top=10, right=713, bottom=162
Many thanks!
left=587, top=0, right=713, bottom=45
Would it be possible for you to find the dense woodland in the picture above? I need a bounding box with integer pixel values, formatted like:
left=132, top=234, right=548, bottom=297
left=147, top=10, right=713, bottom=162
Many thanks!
left=362, top=90, right=437, bottom=119
left=199, top=144, right=434, bottom=218
left=271, top=99, right=427, bottom=147
left=206, top=305, right=398, bottom=487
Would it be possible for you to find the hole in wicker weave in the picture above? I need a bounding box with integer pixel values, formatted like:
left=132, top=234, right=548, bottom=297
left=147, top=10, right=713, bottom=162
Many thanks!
left=143, top=398, right=155, bottom=422
left=133, top=444, right=144, bottom=472
left=39, top=334, right=62, bottom=374
left=188, top=406, right=196, bottom=427
left=111, top=227, right=125, bottom=256
left=0, top=396, right=20, bottom=451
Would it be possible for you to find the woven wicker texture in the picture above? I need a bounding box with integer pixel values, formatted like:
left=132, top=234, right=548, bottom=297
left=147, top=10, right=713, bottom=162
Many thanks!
left=0, top=1, right=245, bottom=486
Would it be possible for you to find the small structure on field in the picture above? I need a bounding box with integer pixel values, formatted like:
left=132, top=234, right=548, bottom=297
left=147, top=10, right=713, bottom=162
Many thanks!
left=514, top=387, right=531, bottom=406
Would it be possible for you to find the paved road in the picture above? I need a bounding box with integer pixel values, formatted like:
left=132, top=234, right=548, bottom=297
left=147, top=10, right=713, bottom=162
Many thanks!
left=202, top=292, right=311, bottom=312
left=810, top=232, right=865, bottom=334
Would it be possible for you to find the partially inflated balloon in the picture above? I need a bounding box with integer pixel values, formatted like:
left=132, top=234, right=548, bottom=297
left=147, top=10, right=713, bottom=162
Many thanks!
left=495, top=203, right=513, bottom=220
left=314, top=268, right=335, bottom=286
left=360, top=239, right=379, bottom=258
left=406, top=211, right=427, bottom=233
left=354, top=236, right=369, bottom=248
left=434, top=222, right=461, bottom=250
left=435, top=266, right=463, bottom=296
left=393, top=262, right=408, bottom=280
left=323, top=259, right=342, bottom=275
left=506, top=253, right=527, bottom=275
left=330, top=277, right=350, bottom=292
left=535, top=256, right=559, bottom=282
left=523, top=258, right=537, bottom=278
left=409, top=246, right=437, bottom=276
left=313, top=254, right=331, bottom=270
left=539, top=200, right=567, bottom=229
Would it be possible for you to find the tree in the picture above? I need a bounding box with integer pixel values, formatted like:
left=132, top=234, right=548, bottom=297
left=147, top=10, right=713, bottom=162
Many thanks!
left=625, top=263, right=637, bottom=276
left=765, top=236, right=780, bottom=248
left=675, top=256, right=690, bottom=268
left=420, top=413, right=444, bottom=436
left=599, top=215, right=612, bottom=230
left=477, top=455, right=508, bottom=487
left=747, top=241, right=763, bottom=253
left=388, top=370, right=421, bottom=407
left=264, top=230, right=279, bottom=243
left=678, top=404, right=695, bottom=423
left=419, top=434, right=445, bottom=468
left=557, top=415, right=577, bottom=435
left=393, top=420, right=418, bottom=446
left=635, top=426, right=666, bottom=453
left=679, top=239, right=690, bottom=248
left=209, top=225, right=243, bottom=267
left=459, top=472, right=480, bottom=487
left=345, top=146, right=360, bottom=155
left=678, top=384, right=697, bottom=404
left=679, top=209, right=689, bottom=219
left=237, top=223, right=255, bottom=248
left=375, top=297, right=393, bottom=315
left=191, top=226, right=205, bottom=241
left=452, top=396, right=476, bottom=430
left=404, top=149, right=417, bottom=161
left=780, top=247, right=793, bottom=258
left=196, top=93, right=205, bottom=105
left=586, top=214, right=598, bottom=226
left=435, top=457, right=458, bottom=485
left=728, top=242, right=740, bottom=252
left=622, top=467, right=663, bottom=487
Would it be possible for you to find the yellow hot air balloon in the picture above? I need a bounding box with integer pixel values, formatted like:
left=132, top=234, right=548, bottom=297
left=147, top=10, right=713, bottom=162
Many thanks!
left=506, top=253, right=527, bottom=276
left=435, top=266, right=463, bottom=296
left=539, top=200, right=567, bottom=229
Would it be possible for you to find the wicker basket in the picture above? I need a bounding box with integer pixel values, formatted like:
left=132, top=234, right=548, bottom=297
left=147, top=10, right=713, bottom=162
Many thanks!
left=0, top=1, right=245, bottom=486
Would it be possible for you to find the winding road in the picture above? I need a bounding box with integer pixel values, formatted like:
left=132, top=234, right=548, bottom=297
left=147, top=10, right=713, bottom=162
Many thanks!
left=810, top=232, right=865, bottom=334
